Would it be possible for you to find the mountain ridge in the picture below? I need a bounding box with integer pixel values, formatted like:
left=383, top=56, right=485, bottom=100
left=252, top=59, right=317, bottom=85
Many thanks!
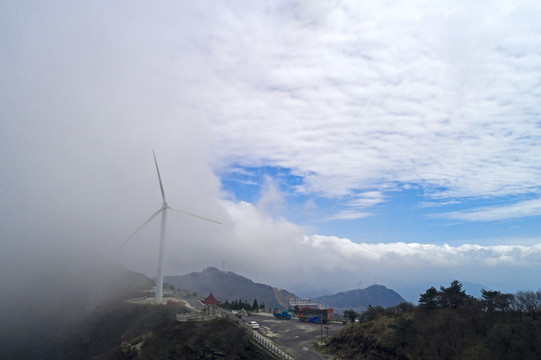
left=164, top=267, right=297, bottom=310
left=316, top=284, right=407, bottom=312
left=165, top=267, right=407, bottom=313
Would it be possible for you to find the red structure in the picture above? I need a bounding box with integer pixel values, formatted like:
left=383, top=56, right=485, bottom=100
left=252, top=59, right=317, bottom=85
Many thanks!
left=202, top=293, right=221, bottom=315
left=298, top=307, right=334, bottom=323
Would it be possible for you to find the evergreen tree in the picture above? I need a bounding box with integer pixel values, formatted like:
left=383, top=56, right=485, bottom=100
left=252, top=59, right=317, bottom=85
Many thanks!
left=343, top=309, right=358, bottom=323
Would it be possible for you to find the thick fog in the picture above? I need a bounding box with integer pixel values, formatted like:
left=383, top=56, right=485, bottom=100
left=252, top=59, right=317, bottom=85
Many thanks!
left=2, top=1, right=541, bottom=329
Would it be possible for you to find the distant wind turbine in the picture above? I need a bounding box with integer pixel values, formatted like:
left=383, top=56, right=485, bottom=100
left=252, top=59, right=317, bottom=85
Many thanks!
left=119, top=150, right=220, bottom=303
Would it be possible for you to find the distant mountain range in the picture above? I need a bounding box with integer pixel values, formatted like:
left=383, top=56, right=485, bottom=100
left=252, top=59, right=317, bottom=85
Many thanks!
left=164, top=267, right=297, bottom=310
left=165, top=267, right=406, bottom=313
left=316, top=285, right=406, bottom=313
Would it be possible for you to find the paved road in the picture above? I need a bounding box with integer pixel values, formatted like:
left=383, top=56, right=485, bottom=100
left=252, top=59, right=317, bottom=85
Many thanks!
left=242, top=313, right=342, bottom=360
left=179, top=297, right=204, bottom=311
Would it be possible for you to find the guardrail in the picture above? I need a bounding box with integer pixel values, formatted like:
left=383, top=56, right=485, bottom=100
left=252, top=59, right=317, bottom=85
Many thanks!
left=250, top=329, right=296, bottom=360
left=176, top=312, right=224, bottom=322
left=218, top=309, right=296, bottom=360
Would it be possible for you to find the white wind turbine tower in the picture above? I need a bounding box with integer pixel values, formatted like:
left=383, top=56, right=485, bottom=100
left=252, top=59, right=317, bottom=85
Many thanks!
left=119, top=150, right=220, bottom=304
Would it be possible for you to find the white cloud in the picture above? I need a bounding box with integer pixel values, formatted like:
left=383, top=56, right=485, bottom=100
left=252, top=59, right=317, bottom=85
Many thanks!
left=419, top=200, right=461, bottom=208
left=300, top=235, right=541, bottom=269
left=322, top=191, right=384, bottom=220
left=325, top=210, right=372, bottom=221
left=256, top=175, right=286, bottom=215
left=150, top=197, right=541, bottom=299
left=437, top=198, right=541, bottom=221
left=347, top=191, right=386, bottom=208
left=204, top=0, right=541, bottom=209
left=175, top=198, right=541, bottom=298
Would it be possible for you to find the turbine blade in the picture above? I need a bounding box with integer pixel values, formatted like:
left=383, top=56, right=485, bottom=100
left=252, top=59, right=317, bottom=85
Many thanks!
left=118, top=208, right=163, bottom=248
left=168, top=206, right=222, bottom=224
left=153, top=149, right=166, bottom=204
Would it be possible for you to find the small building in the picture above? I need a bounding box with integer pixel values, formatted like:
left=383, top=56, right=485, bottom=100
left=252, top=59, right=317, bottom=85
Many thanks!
left=289, top=298, right=322, bottom=309
left=202, top=293, right=221, bottom=316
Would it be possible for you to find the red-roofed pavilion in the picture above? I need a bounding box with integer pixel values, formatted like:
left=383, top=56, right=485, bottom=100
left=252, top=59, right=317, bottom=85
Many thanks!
left=202, top=293, right=221, bottom=315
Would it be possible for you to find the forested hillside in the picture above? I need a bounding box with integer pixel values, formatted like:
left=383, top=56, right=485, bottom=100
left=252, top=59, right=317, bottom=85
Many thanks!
left=327, top=281, right=541, bottom=360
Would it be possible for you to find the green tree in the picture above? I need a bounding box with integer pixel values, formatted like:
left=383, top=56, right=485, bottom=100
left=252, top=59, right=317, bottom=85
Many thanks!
left=343, top=309, right=358, bottom=323
left=163, top=283, right=175, bottom=291
left=328, top=282, right=541, bottom=360
left=361, top=305, right=384, bottom=321
left=222, top=299, right=230, bottom=310
left=481, top=289, right=513, bottom=314
left=419, top=281, right=474, bottom=310
left=515, top=290, right=540, bottom=320
left=439, top=280, right=471, bottom=309
left=252, top=299, right=259, bottom=312
left=419, top=286, right=439, bottom=309
left=391, top=315, right=415, bottom=349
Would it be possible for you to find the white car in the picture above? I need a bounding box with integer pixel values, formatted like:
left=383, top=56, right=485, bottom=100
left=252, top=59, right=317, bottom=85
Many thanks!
left=248, top=321, right=260, bottom=329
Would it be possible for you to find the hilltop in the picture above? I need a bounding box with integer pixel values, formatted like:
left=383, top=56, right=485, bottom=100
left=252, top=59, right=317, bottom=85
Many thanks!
left=165, top=267, right=297, bottom=310
left=317, top=284, right=406, bottom=313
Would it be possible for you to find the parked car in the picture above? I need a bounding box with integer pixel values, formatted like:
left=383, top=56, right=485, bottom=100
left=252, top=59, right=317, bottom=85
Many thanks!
left=248, top=321, right=260, bottom=329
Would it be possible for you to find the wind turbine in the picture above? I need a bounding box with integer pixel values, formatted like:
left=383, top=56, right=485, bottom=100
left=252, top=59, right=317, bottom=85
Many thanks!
left=119, top=150, right=220, bottom=304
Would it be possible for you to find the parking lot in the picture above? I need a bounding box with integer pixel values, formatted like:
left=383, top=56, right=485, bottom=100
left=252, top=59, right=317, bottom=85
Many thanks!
left=241, top=312, right=343, bottom=360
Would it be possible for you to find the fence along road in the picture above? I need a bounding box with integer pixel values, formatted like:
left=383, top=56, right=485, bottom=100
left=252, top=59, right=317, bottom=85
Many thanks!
left=219, top=309, right=296, bottom=360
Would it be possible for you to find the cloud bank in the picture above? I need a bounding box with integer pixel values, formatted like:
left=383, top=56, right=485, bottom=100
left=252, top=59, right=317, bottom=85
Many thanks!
left=205, top=1, right=541, bottom=208
left=147, top=198, right=541, bottom=301
left=1, top=1, right=541, bottom=304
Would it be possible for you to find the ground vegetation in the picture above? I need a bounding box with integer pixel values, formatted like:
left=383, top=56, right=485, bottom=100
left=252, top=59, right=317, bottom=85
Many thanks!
left=327, top=281, right=541, bottom=360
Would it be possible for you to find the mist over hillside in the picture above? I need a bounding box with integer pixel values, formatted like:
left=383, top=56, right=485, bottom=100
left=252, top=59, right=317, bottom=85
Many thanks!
left=0, top=252, right=154, bottom=358
left=291, top=284, right=334, bottom=298
left=165, top=267, right=297, bottom=310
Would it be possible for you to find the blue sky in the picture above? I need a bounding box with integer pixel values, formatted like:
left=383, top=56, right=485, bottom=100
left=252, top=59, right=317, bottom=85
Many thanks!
left=220, top=164, right=541, bottom=245
left=1, top=0, right=541, bottom=302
